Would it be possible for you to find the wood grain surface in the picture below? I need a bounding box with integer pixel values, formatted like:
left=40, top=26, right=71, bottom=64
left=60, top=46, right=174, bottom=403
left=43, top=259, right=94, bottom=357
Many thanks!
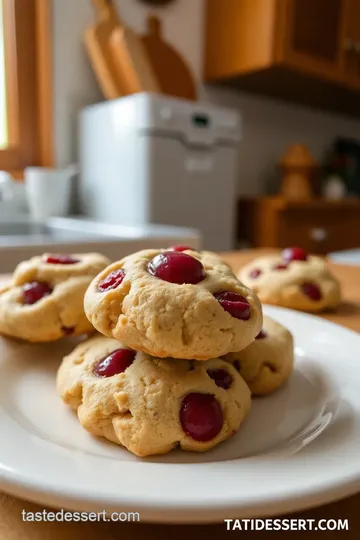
left=0, top=249, right=359, bottom=539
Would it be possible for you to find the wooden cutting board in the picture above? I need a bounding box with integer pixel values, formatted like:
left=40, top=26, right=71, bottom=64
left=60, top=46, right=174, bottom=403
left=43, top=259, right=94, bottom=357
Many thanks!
left=84, top=0, right=123, bottom=99
left=109, top=22, right=160, bottom=95
left=84, top=0, right=159, bottom=98
left=141, top=15, right=197, bottom=101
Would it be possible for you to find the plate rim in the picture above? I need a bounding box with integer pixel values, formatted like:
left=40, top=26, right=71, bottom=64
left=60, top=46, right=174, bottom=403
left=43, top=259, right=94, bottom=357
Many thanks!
left=1, top=305, right=360, bottom=523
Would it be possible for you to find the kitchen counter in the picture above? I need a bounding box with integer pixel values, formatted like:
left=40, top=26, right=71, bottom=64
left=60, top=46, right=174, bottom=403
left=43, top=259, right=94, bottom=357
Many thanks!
left=0, top=216, right=200, bottom=272
left=0, top=248, right=359, bottom=539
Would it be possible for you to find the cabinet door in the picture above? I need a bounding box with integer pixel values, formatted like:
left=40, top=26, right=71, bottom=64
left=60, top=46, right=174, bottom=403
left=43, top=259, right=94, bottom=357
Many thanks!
left=342, top=0, right=360, bottom=88
left=280, top=0, right=344, bottom=82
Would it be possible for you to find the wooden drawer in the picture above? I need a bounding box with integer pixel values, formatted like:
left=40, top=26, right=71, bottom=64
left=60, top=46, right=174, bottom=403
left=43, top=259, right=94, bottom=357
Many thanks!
left=237, top=197, right=360, bottom=254
left=278, top=208, right=360, bottom=254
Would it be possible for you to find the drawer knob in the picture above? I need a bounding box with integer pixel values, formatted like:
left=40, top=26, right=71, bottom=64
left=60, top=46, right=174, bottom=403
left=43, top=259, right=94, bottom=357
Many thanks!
left=345, top=38, right=355, bottom=51
left=309, top=228, right=328, bottom=242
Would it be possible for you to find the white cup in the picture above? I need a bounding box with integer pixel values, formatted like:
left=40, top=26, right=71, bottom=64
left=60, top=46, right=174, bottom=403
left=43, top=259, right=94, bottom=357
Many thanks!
left=24, top=166, right=77, bottom=221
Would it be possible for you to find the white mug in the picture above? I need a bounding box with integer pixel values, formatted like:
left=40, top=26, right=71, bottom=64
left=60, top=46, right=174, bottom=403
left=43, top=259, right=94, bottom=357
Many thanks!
left=24, top=165, right=78, bottom=220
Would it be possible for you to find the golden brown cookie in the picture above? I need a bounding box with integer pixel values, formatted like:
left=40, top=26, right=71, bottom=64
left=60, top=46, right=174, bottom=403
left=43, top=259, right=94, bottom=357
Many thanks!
left=238, top=247, right=341, bottom=313
left=84, top=248, right=262, bottom=360
left=0, top=252, right=110, bottom=342
left=57, top=334, right=251, bottom=457
left=224, top=316, right=294, bottom=396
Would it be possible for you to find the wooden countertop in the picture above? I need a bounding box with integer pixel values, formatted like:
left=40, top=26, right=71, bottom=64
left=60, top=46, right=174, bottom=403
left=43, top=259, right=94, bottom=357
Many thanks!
left=0, top=249, right=360, bottom=539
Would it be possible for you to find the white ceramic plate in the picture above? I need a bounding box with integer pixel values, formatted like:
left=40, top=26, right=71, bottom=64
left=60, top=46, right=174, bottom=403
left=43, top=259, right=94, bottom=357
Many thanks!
left=1, top=305, right=360, bottom=523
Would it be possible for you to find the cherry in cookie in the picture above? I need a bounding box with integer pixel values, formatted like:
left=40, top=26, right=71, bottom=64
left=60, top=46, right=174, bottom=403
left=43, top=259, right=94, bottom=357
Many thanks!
left=93, top=348, right=135, bottom=377
left=249, top=268, right=262, bottom=279
left=180, top=393, right=223, bottom=442
left=282, top=247, right=308, bottom=262
left=23, top=281, right=52, bottom=305
left=256, top=329, right=267, bottom=339
left=273, top=263, right=288, bottom=271
left=207, top=368, right=233, bottom=389
left=61, top=326, right=75, bottom=336
left=301, top=282, right=322, bottom=301
left=45, top=254, right=80, bottom=265
left=98, top=269, right=126, bottom=292
left=169, top=245, right=193, bottom=252
left=214, top=291, right=250, bottom=321
left=147, top=251, right=205, bottom=285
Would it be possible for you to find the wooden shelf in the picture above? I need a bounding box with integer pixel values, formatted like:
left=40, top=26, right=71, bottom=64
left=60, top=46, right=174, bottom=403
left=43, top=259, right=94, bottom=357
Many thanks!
left=241, top=196, right=360, bottom=210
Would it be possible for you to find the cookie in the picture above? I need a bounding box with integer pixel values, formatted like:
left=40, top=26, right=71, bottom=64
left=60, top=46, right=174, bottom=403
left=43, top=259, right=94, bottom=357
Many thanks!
left=84, top=249, right=263, bottom=359
left=57, top=335, right=251, bottom=457
left=238, top=247, right=341, bottom=313
left=224, top=316, right=294, bottom=396
left=0, top=253, right=110, bottom=342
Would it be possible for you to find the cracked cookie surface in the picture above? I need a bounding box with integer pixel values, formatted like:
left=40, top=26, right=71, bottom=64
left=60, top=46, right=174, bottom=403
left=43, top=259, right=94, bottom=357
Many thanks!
left=57, top=334, right=252, bottom=457
left=224, top=316, right=294, bottom=396
left=0, top=253, right=110, bottom=342
left=238, top=252, right=341, bottom=313
left=84, top=249, right=262, bottom=360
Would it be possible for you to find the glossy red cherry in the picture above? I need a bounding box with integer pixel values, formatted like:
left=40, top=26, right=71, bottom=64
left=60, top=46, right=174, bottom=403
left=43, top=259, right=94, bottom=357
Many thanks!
left=256, top=329, right=267, bottom=339
left=207, top=369, right=233, bottom=389
left=93, top=349, right=136, bottom=377
left=98, top=269, right=125, bottom=292
left=169, top=245, right=193, bottom=252
left=282, top=247, right=308, bottom=262
left=45, top=254, right=80, bottom=265
left=301, top=282, right=322, bottom=301
left=23, top=281, right=53, bottom=305
left=249, top=268, right=262, bottom=279
left=180, top=393, right=223, bottom=442
left=214, top=291, right=250, bottom=320
left=147, top=252, right=205, bottom=284
left=273, top=263, right=288, bottom=271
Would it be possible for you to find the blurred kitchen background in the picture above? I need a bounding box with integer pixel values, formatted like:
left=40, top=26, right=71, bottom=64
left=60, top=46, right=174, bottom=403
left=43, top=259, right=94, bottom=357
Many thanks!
left=1, top=0, right=360, bottom=272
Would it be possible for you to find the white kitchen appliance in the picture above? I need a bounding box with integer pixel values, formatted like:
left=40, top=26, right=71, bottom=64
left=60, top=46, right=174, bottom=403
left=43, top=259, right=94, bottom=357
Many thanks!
left=79, top=93, right=241, bottom=251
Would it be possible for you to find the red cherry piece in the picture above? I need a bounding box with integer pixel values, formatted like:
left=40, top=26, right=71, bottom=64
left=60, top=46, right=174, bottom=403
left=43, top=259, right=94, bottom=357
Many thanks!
left=62, top=326, right=75, bottom=336
left=233, top=360, right=241, bottom=372
left=169, top=245, right=193, bottom=252
left=93, top=349, right=136, bottom=378
left=207, top=369, right=233, bottom=389
left=23, top=281, right=53, bottom=305
left=301, top=282, right=322, bottom=301
left=282, top=247, right=308, bottom=262
left=273, top=263, right=288, bottom=271
left=98, top=269, right=125, bottom=292
left=256, top=329, right=267, bottom=339
left=45, top=254, right=79, bottom=265
left=250, top=268, right=262, bottom=279
left=214, top=291, right=250, bottom=320
left=147, top=252, right=205, bottom=285
left=180, top=393, right=223, bottom=442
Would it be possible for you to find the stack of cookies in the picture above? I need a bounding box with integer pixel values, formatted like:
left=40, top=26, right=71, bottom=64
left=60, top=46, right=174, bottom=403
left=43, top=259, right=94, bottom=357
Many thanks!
left=57, top=247, right=267, bottom=457
left=0, top=247, right=297, bottom=458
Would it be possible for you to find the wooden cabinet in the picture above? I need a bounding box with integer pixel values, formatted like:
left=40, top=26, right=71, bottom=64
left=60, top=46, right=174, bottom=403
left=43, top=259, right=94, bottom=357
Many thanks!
left=281, top=0, right=343, bottom=81
left=238, top=197, right=360, bottom=255
left=342, top=0, right=360, bottom=88
left=204, top=0, right=360, bottom=116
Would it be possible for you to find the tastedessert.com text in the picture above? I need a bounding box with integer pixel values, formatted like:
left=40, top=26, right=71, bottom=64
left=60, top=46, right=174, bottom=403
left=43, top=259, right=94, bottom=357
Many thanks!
left=21, top=509, right=140, bottom=522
